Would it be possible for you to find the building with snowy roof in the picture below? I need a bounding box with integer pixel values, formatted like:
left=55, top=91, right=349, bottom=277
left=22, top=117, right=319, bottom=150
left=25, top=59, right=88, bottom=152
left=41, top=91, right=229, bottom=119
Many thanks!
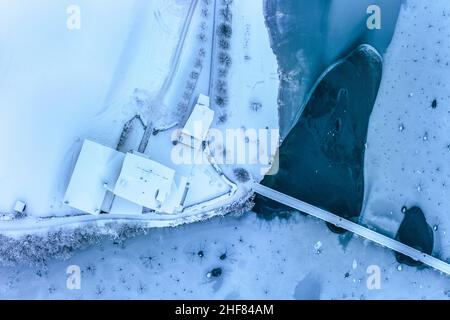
left=64, top=139, right=189, bottom=215
left=114, top=152, right=175, bottom=210
left=178, top=94, right=214, bottom=151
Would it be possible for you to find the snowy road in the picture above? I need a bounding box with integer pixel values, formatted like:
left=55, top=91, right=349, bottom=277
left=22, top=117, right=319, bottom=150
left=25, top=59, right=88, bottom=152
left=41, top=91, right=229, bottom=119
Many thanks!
left=157, top=0, right=199, bottom=102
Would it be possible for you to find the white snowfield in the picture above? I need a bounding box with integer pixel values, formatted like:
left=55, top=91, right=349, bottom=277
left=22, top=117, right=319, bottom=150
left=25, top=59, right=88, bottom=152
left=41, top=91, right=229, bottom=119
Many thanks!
left=0, top=0, right=279, bottom=225
left=0, top=0, right=191, bottom=217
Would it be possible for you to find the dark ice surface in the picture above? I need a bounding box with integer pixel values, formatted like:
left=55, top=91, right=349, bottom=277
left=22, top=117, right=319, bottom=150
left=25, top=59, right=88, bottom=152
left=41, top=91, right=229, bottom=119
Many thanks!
left=254, top=45, right=382, bottom=227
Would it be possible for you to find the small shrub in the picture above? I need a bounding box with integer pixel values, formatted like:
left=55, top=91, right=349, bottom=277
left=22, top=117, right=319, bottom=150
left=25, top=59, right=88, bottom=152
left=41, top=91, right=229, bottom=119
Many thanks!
left=218, top=68, right=228, bottom=78
left=219, top=39, right=230, bottom=50
left=217, top=113, right=228, bottom=124
left=198, top=33, right=207, bottom=42
left=220, top=7, right=232, bottom=22
left=190, top=71, right=199, bottom=80
left=233, top=168, right=250, bottom=182
left=216, top=80, right=227, bottom=94
left=215, top=95, right=227, bottom=107
left=217, top=23, right=232, bottom=38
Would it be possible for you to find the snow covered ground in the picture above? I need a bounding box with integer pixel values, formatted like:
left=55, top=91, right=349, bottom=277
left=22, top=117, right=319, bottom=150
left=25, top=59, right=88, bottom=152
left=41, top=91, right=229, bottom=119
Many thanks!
left=1, top=0, right=450, bottom=300
left=0, top=0, right=279, bottom=219
left=212, top=0, right=280, bottom=182
left=0, top=0, right=190, bottom=217
left=362, top=0, right=450, bottom=262
left=0, top=212, right=448, bottom=299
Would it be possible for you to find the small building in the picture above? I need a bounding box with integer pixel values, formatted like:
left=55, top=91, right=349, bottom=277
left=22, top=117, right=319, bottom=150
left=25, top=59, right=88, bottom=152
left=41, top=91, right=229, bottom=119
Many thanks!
left=64, top=140, right=189, bottom=215
left=197, top=93, right=210, bottom=107
left=178, top=94, right=214, bottom=151
left=114, top=152, right=175, bottom=210
left=14, top=201, right=26, bottom=214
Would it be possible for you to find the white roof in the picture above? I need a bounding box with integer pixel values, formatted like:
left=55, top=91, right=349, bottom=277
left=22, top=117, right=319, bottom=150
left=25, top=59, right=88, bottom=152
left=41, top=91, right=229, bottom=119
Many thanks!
left=113, top=152, right=175, bottom=210
left=109, top=196, right=143, bottom=215
left=159, top=175, right=189, bottom=214
left=180, top=103, right=214, bottom=147
left=14, top=201, right=26, bottom=213
left=197, top=94, right=210, bottom=107
left=64, top=140, right=125, bottom=215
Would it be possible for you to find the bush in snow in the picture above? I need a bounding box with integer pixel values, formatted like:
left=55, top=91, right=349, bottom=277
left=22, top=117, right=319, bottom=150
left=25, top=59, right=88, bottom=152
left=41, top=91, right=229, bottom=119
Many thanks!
left=219, top=39, right=230, bottom=50
left=215, top=95, right=227, bottom=107
left=217, top=23, right=232, bottom=38
left=186, top=81, right=195, bottom=91
left=198, top=32, right=207, bottom=42
left=221, top=0, right=233, bottom=6
left=217, top=113, right=228, bottom=124
left=250, top=101, right=262, bottom=112
left=177, top=102, right=188, bottom=113
left=194, top=58, right=203, bottom=69
left=218, top=68, right=228, bottom=78
left=233, top=168, right=250, bottom=183
left=220, top=7, right=232, bottom=22
left=216, top=80, right=227, bottom=95
left=190, top=71, right=199, bottom=80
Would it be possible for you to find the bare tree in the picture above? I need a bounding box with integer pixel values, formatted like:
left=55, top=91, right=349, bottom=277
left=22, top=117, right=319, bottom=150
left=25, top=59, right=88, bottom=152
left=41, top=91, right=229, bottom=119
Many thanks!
left=194, top=58, right=203, bottom=69
left=198, top=33, right=207, bottom=42
left=218, top=68, right=228, bottom=78
left=215, top=95, right=227, bottom=107
left=217, top=23, right=232, bottom=38
left=220, top=7, right=232, bottom=22
left=218, top=52, right=232, bottom=67
left=216, top=80, right=227, bottom=94
left=190, top=71, right=199, bottom=80
left=219, top=39, right=230, bottom=50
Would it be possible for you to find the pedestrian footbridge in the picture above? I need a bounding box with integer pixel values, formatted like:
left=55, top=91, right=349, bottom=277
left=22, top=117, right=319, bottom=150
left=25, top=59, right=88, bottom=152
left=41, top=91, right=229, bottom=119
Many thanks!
left=252, top=183, right=450, bottom=276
